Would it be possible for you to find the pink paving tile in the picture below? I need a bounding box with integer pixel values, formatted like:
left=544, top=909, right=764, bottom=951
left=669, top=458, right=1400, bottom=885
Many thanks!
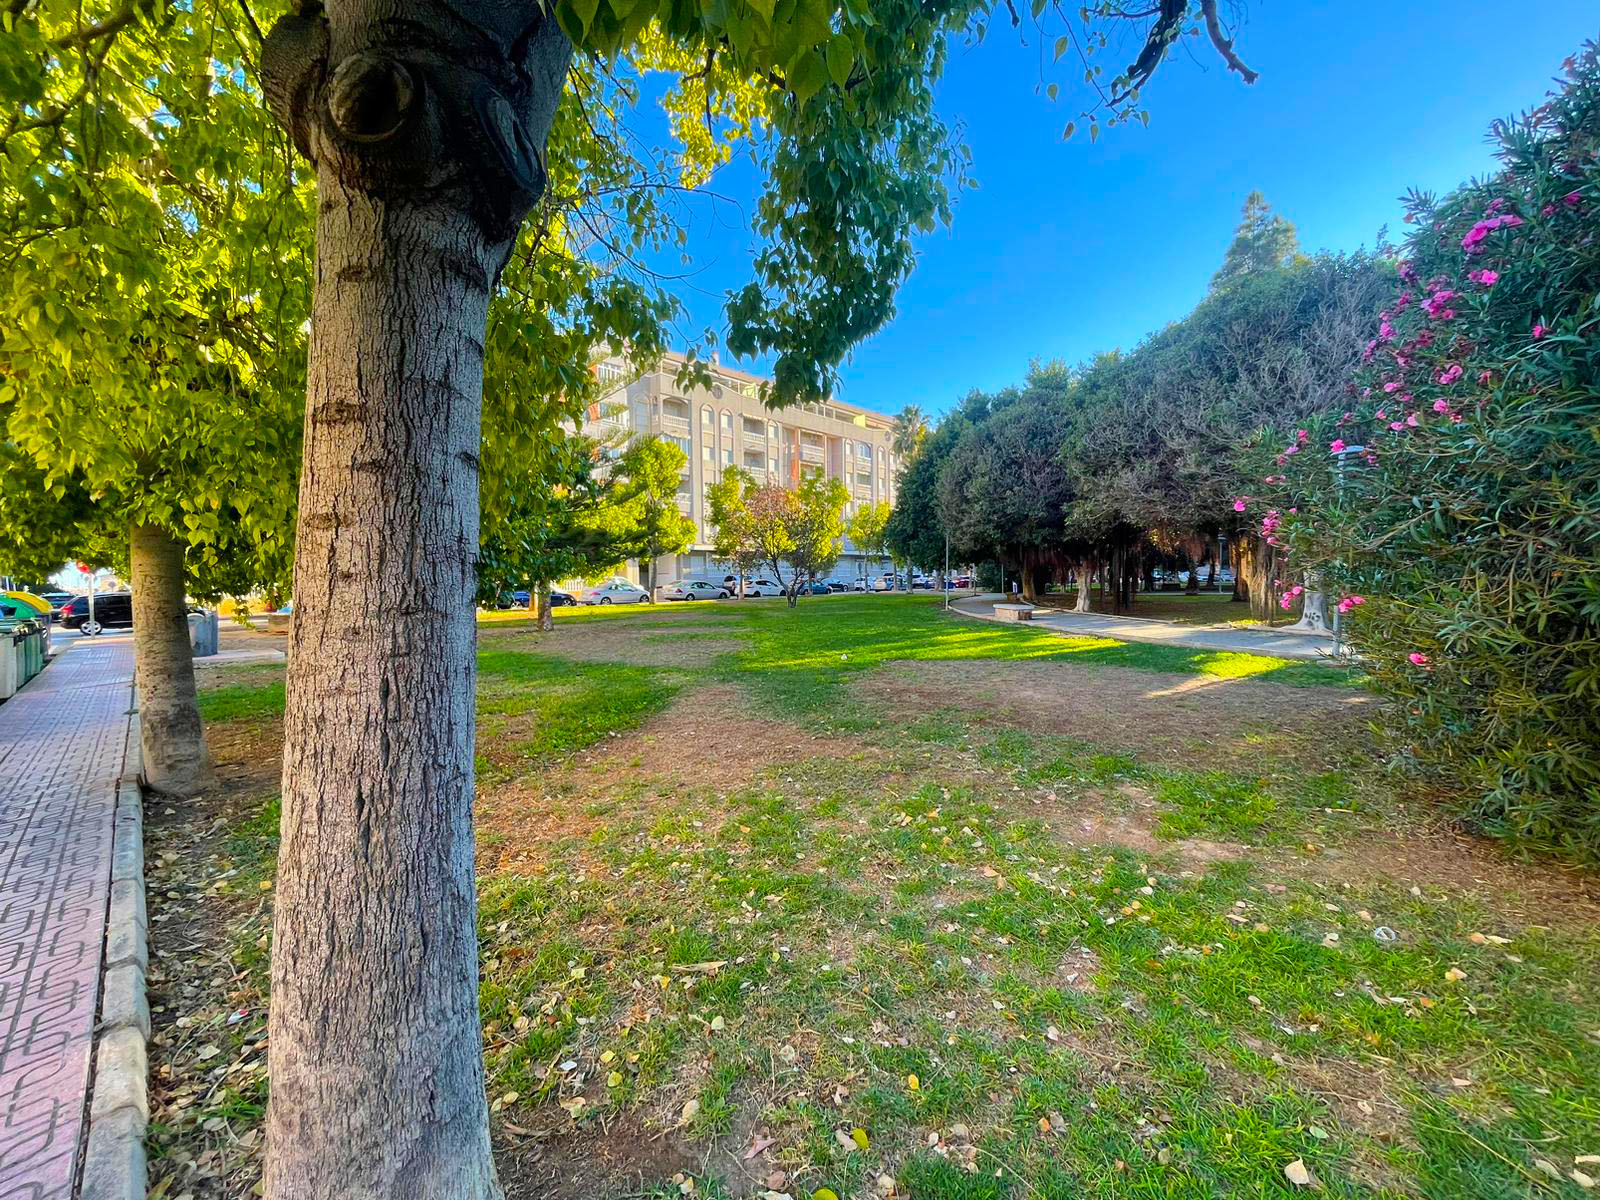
left=0, top=639, right=134, bottom=1200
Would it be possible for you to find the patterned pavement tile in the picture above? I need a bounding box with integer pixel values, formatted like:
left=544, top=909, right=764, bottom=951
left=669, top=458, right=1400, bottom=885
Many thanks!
left=0, top=639, right=134, bottom=1200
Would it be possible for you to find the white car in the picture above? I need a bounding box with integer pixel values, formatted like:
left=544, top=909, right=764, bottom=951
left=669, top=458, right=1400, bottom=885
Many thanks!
left=661, top=580, right=730, bottom=601
left=743, top=578, right=781, bottom=598
left=871, top=574, right=896, bottom=592
left=584, top=581, right=650, bottom=605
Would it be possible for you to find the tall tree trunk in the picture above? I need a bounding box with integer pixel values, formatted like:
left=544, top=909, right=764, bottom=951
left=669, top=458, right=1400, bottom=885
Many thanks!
left=1019, top=553, right=1040, bottom=604
left=1073, top=559, right=1094, bottom=613
left=1230, top=539, right=1248, bottom=604
left=260, top=8, right=572, bottom=1195
left=129, top=522, right=213, bottom=795
left=537, top=586, right=553, bottom=633
left=1235, top=536, right=1274, bottom=622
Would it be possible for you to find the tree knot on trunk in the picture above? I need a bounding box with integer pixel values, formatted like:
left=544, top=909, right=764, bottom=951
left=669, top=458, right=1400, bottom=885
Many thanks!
left=261, top=8, right=571, bottom=240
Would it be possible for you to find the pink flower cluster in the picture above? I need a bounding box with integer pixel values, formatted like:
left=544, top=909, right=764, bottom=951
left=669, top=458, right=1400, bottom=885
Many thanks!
left=1408, top=652, right=1430, bottom=668
left=1336, top=595, right=1365, bottom=614
left=1435, top=363, right=1463, bottom=386
left=1468, top=269, right=1499, bottom=287
left=1422, top=289, right=1457, bottom=321
left=1461, top=212, right=1523, bottom=253
left=1279, top=583, right=1305, bottom=611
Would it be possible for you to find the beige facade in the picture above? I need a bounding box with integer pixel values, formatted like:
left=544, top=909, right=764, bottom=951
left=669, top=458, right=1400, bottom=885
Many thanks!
left=584, top=352, right=900, bottom=584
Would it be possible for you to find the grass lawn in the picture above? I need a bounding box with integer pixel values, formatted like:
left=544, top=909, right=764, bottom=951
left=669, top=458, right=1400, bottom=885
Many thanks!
left=153, top=596, right=1600, bottom=1200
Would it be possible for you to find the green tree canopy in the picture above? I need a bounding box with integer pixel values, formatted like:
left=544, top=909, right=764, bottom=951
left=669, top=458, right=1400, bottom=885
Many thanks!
left=1210, top=190, right=1303, bottom=290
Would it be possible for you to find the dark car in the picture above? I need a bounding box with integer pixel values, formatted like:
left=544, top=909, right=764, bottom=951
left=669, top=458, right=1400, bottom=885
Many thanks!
left=60, top=592, right=134, bottom=634
left=805, top=581, right=830, bottom=595
left=550, top=590, right=577, bottom=607
left=40, top=591, right=77, bottom=618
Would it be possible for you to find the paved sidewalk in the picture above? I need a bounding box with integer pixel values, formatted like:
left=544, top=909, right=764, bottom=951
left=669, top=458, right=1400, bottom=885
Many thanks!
left=954, top=596, right=1338, bottom=662
left=0, top=640, right=136, bottom=1199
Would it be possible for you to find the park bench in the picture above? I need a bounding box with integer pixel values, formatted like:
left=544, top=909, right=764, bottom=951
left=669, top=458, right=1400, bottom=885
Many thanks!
left=993, top=603, right=1035, bottom=622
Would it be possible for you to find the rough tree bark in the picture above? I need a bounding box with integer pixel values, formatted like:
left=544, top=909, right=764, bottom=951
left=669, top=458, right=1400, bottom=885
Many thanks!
left=129, top=522, right=213, bottom=795
left=1073, top=559, right=1094, bottom=613
left=536, top=586, right=554, bottom=632
left=259, top=5, right=573, bottom=1196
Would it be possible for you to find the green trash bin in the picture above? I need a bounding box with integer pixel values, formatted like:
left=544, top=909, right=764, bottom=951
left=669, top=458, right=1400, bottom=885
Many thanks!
left=22, top=619, right=44, bottom=680
left=0, top=618, right=17, bottom=700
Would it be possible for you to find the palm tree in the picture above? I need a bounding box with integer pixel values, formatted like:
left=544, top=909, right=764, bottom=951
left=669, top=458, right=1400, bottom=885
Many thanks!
left=892, top=404, right=928, bottom=461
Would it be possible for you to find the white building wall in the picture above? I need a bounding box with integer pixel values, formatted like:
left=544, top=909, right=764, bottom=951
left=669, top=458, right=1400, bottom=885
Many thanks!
left=583, top=353, right=901, bottom=586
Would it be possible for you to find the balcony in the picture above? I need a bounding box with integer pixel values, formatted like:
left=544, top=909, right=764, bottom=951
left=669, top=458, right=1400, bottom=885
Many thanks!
left=660, top=413, right=691, bottom=438
left=742, top=431, right=767, bottom=453
left=800, top=442, right=825, bottom=464
left=674, top=493, right=692, bottom=513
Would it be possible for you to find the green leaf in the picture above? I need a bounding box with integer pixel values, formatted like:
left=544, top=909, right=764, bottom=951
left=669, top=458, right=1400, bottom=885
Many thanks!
left=788, top=47, right=828, bottom=107
left=825, top=33, right=854, bottom=89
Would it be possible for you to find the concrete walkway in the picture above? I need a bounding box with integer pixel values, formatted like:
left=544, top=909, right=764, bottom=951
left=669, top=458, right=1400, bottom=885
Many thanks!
left=0, top=639, right=136, bottom=1199
left=954, top=596, right=1338, bottom=662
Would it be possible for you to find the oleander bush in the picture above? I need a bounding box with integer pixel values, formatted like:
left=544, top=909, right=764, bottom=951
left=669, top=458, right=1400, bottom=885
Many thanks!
left=1265, top=44, right=1600, bottom=858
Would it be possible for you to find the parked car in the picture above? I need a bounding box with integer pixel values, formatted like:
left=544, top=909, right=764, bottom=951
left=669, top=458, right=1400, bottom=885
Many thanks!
left=661, top=580, right=730, bottom=601
left=59, top=592, right=134, bottom=634
left=803, top=580, right=831, bottom=595
left=584, top=580, right=650, bottom=605
left=38, top=591, right=77, bottom=618
left=550, top=590, right=577, bottom=607
left=743, top=578, right=781, bottom=598
left=824, top=580, right=850, bottom=593
left=912, top=574, right=934, bottom=589
left=871, top=574, right=896, bottom=592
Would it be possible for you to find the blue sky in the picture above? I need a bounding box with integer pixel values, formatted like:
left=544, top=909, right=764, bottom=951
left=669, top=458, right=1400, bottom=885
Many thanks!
left=644, top=2, right=1596, bottom=417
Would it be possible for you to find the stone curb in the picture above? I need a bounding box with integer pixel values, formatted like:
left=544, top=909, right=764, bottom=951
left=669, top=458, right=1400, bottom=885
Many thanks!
left=80, top=700, right=147, bottom=1200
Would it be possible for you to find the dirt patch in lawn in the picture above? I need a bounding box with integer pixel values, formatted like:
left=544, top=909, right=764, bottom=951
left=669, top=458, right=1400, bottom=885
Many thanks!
left=860, top=658, right=1371, bottom=771
left=1293, top=823, right=1600, bottom=927
left=478, top=685, right=874, bottom=870
left=145, top=729, right=279, bottom=1198
left=482, top=622, right=746, bottom=668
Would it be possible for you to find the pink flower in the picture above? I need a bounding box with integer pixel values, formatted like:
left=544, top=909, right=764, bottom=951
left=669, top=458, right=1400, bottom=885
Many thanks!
left=1542, top=203, right=1557, bottom=218
left=1283, top=444, right=1299, bottom=457
left=1563, top=190, right=1583, bottom=207
left=1379, top=320, right=1396, bottom=341
left=1389, top=421, right=1405, bottom=432
left=1532, top=323, right=1547, bottom=339
left=1436, top=363, right=1463, bottom=386
left=1296, top=429, right=1309, bottom=443
left=1336, top=595, right=1365, bottom=614
left=1406, top=412, right=1419, bottom=427
left=1432, top=398, right=1451, bottom=414
left=1376, top=409, right=1388, bottom=420
left=1233, top=498, right=1247, bottom=513
left=1423, top=290, right=1457, bottom=320
left=1383, top=381, right=1400, bottom=393
left=1329, top=439, right=1346, bottom=454
left=1477, top=370, right=1492, bottom=386
left=1468, top=269, right=1499, bottom=286
left=1408, top=652, right=1430, bottom=667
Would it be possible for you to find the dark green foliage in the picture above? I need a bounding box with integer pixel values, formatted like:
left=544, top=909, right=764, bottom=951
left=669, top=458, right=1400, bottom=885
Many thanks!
left=1270, top=46, right=1600, bottom=858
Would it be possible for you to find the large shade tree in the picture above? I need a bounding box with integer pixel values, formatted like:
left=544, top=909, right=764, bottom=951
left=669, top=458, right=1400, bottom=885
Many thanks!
left=0, top=0, right=312, bottom=794
left=6, top=0, right=1261, bottom=1192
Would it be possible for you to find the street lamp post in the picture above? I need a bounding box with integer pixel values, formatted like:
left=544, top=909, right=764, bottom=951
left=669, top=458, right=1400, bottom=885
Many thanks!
left=1329, top=444, right=1365, bottom=658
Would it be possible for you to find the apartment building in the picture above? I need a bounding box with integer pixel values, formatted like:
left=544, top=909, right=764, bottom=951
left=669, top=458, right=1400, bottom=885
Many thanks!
left=584, top=351, right=901, bottom=585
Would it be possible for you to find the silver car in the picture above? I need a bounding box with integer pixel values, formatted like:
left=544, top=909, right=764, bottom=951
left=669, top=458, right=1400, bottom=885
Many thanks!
left=584, top=581, right=651, bottom=605
left=661, top=580, right=730, bottom=601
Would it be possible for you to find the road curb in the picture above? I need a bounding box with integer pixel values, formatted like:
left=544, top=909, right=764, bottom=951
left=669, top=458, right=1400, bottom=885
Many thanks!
left=80, top=701, right=147, bottom=1200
